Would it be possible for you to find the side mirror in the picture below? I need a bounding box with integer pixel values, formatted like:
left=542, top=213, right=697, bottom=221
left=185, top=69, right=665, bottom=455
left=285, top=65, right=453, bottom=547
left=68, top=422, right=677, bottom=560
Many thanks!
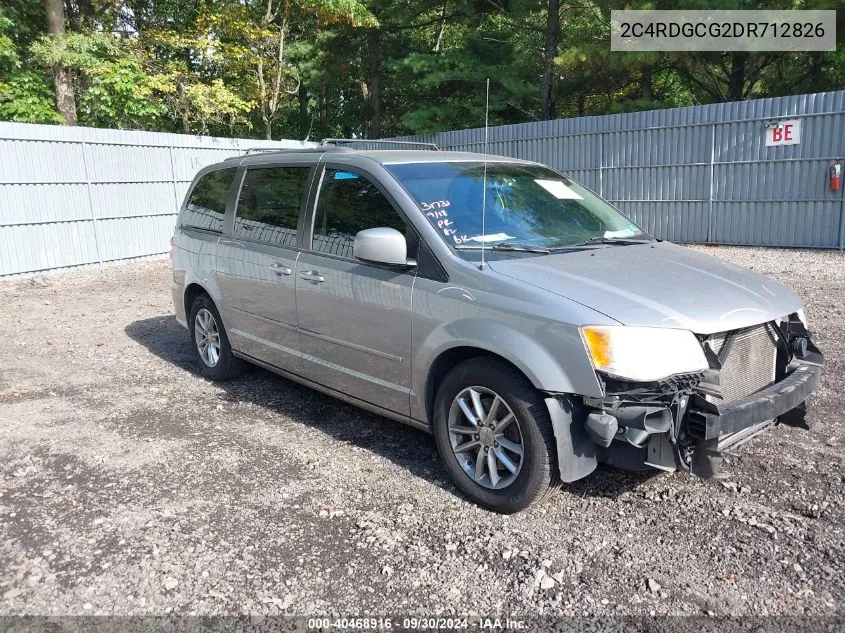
left=353, top=227, right=415, bottom=267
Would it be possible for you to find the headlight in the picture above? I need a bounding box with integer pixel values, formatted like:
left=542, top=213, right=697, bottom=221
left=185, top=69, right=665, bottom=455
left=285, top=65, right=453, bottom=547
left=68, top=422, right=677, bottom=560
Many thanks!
left=580, top=325, right=709, bottom=382
left=796, top=308, right=808, bottom=328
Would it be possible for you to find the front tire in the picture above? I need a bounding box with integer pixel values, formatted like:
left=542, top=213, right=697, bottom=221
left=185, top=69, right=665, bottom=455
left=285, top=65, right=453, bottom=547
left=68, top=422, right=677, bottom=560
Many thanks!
left=188, top=294, right=245, bottom=381
left=432, top=358, right=559, bottom=513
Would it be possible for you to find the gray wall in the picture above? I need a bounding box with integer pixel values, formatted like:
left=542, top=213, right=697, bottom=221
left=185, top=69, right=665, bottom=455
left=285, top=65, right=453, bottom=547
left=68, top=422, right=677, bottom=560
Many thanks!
left=396, top=90, right=845, bottom=249
left=0, top=122, right=314, bottom=277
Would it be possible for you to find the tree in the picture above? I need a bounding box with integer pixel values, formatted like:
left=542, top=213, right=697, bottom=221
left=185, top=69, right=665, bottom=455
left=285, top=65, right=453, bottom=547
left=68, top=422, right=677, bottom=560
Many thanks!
left=540, top=0, right=559, bottom=120
left=1, top=0, right=844, bottom=138
left=44, top=0, right=76, bottom=124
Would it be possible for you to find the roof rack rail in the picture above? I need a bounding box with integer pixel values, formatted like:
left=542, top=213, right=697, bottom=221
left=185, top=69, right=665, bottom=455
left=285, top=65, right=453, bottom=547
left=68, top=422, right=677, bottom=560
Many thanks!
left=242, top=147, right=304, bottom=155
left=239, top=146, right=353, bottom=157
left=321, top=138, right=440, bottom=151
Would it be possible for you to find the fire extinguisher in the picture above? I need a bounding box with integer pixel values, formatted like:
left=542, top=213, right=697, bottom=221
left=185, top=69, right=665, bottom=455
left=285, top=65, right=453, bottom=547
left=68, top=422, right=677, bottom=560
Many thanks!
left=831, top=162, right=842, bottom=192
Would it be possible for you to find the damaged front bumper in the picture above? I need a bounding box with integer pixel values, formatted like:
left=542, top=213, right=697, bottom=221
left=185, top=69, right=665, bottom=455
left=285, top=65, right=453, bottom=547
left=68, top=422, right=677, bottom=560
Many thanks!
left=686, top=360, right=822, bottom=441
left=567, top=316, right=824, bottom=480
left=684, top=358, right=822, bottom=477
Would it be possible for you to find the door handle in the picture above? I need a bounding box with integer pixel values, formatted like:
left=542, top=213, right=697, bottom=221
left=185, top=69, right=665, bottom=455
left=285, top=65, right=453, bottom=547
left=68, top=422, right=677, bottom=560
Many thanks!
left=300, top=270, right=325, bottom=283
left=270, top=262, right=292, bottom=276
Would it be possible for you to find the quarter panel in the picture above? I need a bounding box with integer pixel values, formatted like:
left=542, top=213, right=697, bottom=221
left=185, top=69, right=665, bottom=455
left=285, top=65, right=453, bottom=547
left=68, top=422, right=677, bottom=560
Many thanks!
left=173, top=228, right=224, bottom=315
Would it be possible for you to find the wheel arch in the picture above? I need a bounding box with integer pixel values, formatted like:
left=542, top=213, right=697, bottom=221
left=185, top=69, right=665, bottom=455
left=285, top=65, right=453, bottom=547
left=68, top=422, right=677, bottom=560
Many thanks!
left=184, top=282, right=211, bottom=319
left=423, top=341, right=600, bottom=486
left=416, top=318, right=603, bottom=424
left=424, top=347, right=524, bottom=425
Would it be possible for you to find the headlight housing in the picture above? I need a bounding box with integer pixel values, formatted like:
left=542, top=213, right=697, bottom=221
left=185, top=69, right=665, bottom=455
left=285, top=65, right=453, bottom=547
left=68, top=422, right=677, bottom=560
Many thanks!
left=580, top=325, right=709, bottom=382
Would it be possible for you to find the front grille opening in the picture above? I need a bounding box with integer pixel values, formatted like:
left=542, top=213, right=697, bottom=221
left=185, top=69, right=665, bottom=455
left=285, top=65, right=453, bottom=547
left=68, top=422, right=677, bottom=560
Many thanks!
left=704, top=324, right=778, bottom=403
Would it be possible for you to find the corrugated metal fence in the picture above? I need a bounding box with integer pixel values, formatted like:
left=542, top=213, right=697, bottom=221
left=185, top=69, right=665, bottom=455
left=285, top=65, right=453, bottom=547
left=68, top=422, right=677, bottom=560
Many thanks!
left=396, top=90, right=845, bottom=249
left=3, top=92, right=844, bottom=278
left=0, top=122, right=313, bottom=277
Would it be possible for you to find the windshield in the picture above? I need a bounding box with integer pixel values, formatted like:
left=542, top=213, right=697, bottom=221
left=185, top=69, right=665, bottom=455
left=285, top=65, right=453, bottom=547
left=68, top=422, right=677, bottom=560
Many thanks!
left=385, top=162, right=649, bottom=253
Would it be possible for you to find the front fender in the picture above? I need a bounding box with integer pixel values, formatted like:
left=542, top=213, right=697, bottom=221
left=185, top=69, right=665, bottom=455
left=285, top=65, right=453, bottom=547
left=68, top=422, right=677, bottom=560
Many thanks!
left=411, top=317, right=604, bottom=422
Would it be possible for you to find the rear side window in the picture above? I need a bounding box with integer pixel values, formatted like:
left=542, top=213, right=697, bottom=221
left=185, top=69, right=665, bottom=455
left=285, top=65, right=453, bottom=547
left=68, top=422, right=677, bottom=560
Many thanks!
left=182, top=168, right=236, bottom=232
left=311, top=168, right=407, bottom=258
left=234, top=166, right=311, bottom=247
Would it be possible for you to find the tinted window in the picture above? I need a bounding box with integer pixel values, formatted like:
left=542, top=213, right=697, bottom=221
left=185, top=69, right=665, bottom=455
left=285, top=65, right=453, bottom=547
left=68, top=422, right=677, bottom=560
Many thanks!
left=312, top=169, right=407, bottom=258
left=234, top=166, right=311, bottom=246
left=183, top=168, right=236, bottom=232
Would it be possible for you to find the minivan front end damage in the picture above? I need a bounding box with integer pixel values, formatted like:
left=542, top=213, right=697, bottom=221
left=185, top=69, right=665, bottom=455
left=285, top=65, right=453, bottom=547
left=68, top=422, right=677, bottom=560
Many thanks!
left=562, top=313, right=823, bottom=480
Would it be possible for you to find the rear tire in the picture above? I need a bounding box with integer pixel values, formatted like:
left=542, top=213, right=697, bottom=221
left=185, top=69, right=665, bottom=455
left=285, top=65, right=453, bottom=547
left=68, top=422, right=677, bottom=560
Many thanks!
left=432, top=358, right=558, bottom=513
left=188, top=294, right=245, bottom=381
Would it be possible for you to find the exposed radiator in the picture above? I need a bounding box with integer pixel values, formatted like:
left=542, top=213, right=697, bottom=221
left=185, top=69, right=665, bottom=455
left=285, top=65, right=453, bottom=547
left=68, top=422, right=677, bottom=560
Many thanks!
left=704, top=324, right=778, bottom=403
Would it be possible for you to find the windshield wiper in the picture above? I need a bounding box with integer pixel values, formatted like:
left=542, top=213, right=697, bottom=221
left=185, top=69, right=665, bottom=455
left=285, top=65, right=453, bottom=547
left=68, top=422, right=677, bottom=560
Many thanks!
left=455, top=242, right=551, bottom=254
left=552, top=236, right=653, bottom=250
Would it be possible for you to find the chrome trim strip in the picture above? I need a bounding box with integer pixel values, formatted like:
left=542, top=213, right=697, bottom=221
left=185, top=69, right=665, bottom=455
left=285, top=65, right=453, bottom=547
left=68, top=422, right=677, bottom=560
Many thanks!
left=232, top=328, right=300, bottom=358
left=231, top=308, right=298, bottom=332
left=298, top=326, right=403, bottom=363
left=299, top=350, right=407, bottom=393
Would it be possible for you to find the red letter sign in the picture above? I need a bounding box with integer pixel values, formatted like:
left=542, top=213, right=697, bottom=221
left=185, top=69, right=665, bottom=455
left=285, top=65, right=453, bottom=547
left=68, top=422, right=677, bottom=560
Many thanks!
left=766, top=119, right=801, bottom=147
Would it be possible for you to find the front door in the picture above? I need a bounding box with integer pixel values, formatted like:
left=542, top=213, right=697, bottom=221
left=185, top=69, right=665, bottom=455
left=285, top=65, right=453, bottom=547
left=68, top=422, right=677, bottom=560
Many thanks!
left=216, top=163, right=313, bottom=372
left=296, top=166, right=416, bottom=415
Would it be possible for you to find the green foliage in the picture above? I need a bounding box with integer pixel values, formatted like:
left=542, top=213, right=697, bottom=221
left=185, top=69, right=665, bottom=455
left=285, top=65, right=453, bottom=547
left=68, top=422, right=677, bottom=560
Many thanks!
left=29, top=32, right=162, bottom=128
left=1, top=0, right=844, bottom=137
left=0, top=69, right=64, bottom=123
left=0, top=11, right=63, bottom=123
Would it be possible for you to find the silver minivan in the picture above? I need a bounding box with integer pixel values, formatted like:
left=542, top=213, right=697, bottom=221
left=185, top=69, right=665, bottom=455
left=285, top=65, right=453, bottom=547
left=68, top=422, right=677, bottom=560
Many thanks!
left=171, top=141, right=823, bottom=513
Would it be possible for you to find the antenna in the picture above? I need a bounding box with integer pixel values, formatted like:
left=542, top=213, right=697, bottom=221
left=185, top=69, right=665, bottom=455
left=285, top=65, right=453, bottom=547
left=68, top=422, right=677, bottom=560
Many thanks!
left=479, top=78, right=490, bottom=271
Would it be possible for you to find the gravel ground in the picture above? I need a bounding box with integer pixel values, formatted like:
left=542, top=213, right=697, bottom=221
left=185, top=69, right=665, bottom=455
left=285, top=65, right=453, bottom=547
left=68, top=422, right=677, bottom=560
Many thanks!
left=0, top=245, right=843, bottom=617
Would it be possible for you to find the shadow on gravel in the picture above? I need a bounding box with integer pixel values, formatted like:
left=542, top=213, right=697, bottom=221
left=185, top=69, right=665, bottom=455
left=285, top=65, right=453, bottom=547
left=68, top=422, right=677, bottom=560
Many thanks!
left=125, top=314, right=450, bottom=491
left=125, top=314, right=655, bottom=502
left=567, top=464, right=660, bottom=498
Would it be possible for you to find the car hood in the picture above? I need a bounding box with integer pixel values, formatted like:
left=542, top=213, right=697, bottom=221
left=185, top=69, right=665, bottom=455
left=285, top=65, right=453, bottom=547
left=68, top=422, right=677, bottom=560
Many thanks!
left=487, top=242, right=804, bottom=335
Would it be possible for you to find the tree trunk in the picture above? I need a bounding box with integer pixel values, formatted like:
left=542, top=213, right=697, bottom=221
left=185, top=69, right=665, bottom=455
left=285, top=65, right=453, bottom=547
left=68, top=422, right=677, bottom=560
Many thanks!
left=76, top=0, right=96, bottom=28
left=434, top=2, right=448, bottom=52
left=640, top=64, right=653, bottom=101
left=176, top=81, right=190, bottom=133
left=298, top=82, right=310, bottom=138
left=45, top=0, right=77, bottom=125
left=727, top=52, right=747, bottom=101
left=319, top=86, right=329, bottom=135
left=540, top=0, right=559, bottom=120
left=367, top=28, right=382, bottom=138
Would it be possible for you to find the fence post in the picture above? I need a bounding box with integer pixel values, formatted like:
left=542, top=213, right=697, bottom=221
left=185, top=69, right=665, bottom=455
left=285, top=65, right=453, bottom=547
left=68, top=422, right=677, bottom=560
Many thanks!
left=598, top=132, right=604, bottom=198
left=707, top=123, right=716, bottom=244
left=80, top=140, right=103, bottom=268
left=168, top=143, right=180, bottom=210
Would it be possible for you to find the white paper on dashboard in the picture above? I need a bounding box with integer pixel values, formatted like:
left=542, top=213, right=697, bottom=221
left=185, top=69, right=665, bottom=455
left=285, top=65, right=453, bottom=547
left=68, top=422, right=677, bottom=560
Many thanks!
left=603, top=228, right=639, bottom=238
left=468, top=233, right=515, bottom=243
left=534, top=179, right=583, bottom=200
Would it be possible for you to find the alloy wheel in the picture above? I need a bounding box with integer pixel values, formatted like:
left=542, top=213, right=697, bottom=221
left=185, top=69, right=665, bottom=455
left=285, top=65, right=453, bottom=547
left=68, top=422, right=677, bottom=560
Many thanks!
left=194, top=308, right=221, bottom=367
left=447, top=386, right=524, bottom=489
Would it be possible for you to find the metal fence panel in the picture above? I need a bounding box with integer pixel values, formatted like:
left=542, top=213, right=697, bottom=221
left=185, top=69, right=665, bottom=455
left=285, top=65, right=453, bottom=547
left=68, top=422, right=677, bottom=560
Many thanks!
left=395, top=90, right=845, bottom=249
left=3, top=92, right=845, bottom=278
left=0, top=122, right=315, bottom=277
